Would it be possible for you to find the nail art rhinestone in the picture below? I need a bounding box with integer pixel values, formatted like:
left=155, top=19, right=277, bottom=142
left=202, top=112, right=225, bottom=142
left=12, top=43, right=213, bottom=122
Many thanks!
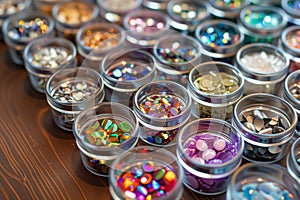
left=102, top=0, right=139, bottom=12
left=82, top=28, right=120, bottom=49
left=57, top=2, right=93, bottom=25
left=128, top=16, right=166, bottom=33
left=243, top=10, right=282, bottom=29
left=289, top=81, right=300, bottom=101
left=171, top=2, right=207, bottom=21
left=212, top=0, right=245, bottom=8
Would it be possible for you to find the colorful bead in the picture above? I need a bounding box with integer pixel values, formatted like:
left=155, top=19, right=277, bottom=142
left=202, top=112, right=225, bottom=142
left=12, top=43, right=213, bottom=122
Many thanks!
left=128, top=16, right=165, bottom=33
left=57, top=2, right=93, bottom=25
left=83, top=28, right=120, bottom=49
left=243, top=10, right=282, bottom=29
left=212, top=0, right=245, bottom=8
left=171, top=2, right=207, bottom=21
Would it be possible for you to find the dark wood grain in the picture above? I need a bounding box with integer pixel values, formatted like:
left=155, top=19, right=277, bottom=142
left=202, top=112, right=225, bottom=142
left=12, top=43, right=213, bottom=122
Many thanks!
left=0, top=41, right=289, bottom=200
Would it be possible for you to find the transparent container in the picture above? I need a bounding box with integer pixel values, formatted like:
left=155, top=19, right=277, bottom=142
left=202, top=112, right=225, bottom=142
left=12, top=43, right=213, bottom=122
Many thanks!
left=0, top=0, right=32, bottom=40
left=232, top=93, right=297, bottom=163
left=177, top=118, right=244, bottom=195
left=153, top=33, right=202, bottom=86
left=167, top=0, right=210, bottom=34
left=250, top=0, right=280, bottom=5
left=282, top=70, right=300, bottom=137
left=133, top=80, right=191, bottom=147
left=76, top=22, right=126, bottom=70
left=226, top=163, right=300, bottom=200
left=109, top=146, right=183, bottom=200
left=100, top=49, right=157, bottom=107
left=73, top=102, right=139, bottom=176
left=45, top=67, right=105, bottom=131
left=188, top=61, right=244, bottom=122
left=2, top=10, right=55, bottom=65
left=52, top=1, right=99, bottom=41
left=238, top=5, right=287, bottom=44
left=97, top=0, right=142, bottom=24
left=207, top=0, right=250, bottom=20
left=281, top=0, right=300, bottom=25
left=280, top=26, right=300, bottom=73
left=236, top=43, right=289, bottom=95
left=143, top=0, right=169, bottom=10
left=33, top=0, right=69, bottom=15
left=287, top=137, right=300, bottom=184
left=123, top=9, right=170, bottom=48
left=24, top=37, right=77, bottom=93
left=195, top=19, right=244, bottom=63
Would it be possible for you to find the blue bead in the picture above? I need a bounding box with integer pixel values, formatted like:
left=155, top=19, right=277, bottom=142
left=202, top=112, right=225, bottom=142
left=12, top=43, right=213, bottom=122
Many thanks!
left=137, top=185, right=148, bottom=196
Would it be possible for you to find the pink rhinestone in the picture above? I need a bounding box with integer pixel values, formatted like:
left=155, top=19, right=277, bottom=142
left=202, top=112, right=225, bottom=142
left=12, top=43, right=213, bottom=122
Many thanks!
left=213, top=138, right=226, bottom=151
left=202, top=149, right=216, bottom=161
left=196, top=139, right=208, bottom=151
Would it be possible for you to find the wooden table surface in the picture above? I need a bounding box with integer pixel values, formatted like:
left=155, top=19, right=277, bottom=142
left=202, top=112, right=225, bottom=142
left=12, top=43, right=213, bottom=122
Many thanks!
left=0, top=40, right=291, bottom=200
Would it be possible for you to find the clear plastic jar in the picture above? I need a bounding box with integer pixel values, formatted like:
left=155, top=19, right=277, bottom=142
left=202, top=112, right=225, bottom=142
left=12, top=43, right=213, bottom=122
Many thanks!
left=177, top=118, right=244, bottom=195
left=52, top=1, right=99, bottom=41
left=195, top=19, right=244, bottom=63
left=238, top=5, right=287, bottom=44
left=123, top=9, right=170, bottom=48
left=282, top=69, right=300, bottom=137
left=133, top=80, right=191, bottom=147
left=287, top=137, right=300, bottom=184
left=153, top=33, right=202, bottom=86
left=76, top=22, right=126, bottom=70
left=45, top=67, right=105, bottom=131
left=33, top=0, right=69, bottom=15
left=226, top=163, right=300, bottom=200
left=24, top=37, right=77, bottom=93
left=236, top=43, right=289, bottom=95
left=207, top=0, right=250, bottom=20
left=281, top=0, right=300, bottom=25
left=0, top=0, right=32, bottom=40
left=109, top=146, right=183, bottom=200
left=100, top=49, right=157, bottom=107
left=188, top=61, right=244, bottom=122
left=250, top=0, right=280, bottom=5
left=97, top=0, right=142, bottom=24
left=280, top=26, right=300, bottom=73
left=232, top=93, right=297, bottom=163
left=167, top=0, right=210, bottom=34
left=2, top=10, right=55, bottom=65
left=143, top=0, right=169, bottom=10
left=73, top=102, right=139, bottom=176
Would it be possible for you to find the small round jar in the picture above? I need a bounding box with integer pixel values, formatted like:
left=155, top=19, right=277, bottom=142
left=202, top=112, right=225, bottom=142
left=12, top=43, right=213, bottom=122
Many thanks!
left=226, top=163, right=300, bottom=200
left=232, top=93, right=297, bottom=163
left=188, top=62, right=244, bottom=122
left=167, top=0, right=210, bottom=34
left=238, top=5, right=287, bottom=44
left=76, top=22, right=126, bottom=70
left=236, top=43, right=289, bottom=95
left=100, top=49, right=157, bottom=107
left=281, top=0, right=300, bottom=25
left=287, top=138, right=300, bottom=183
left=52, top=1, right=99, bottom=41
left=280, top=26, right=300, bottom=73
left=45, top=67, right=105, bottom=131
left=133, top=80, right=191, bottom=147
left=282, top=70, right=300, bottom=136
left=33, top=0, right=69, bottom=15
left=195, top=19, right=244, bottom=63
left=177, top=118, right=244, bottom=195
left=97, top=0, right=142, bottom=24
left=153, top=34, right=202, bottom=86
left=2, top=10, right=54, bottom=65
left=109, top=146, right=183, bottom=200
left=24, top=37, right=77, bottom=93
left=123, top=9, right=170, bottom=48
left=207, top=0, right=250, bottom=20
left=143, top=0, right=169, bottom=11
left=73, top=102, right=139, bottom=176
left=0, top=0, right=32, bottom=40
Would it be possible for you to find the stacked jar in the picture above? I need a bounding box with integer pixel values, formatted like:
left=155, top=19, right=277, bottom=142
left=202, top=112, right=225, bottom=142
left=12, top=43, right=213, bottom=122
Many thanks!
left=188, top=61, right=244, bottom=122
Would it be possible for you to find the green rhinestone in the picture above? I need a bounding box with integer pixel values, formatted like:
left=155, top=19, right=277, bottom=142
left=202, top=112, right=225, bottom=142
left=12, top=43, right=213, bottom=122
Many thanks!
left=118, top=121, right=131, bottom=132
left=102, top=119, right=113, bottom=130
left=108, top=123, right=118, bottom=133
left=91, top=131, right=102, bottom=138
left=155, top=168, right=166, bottom=180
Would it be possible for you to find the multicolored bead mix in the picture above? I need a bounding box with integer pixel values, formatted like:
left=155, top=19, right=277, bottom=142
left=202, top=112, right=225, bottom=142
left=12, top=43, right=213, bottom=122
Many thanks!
left=236, top=181, right=293, bottom=200
left=240, top=51, right=285, bottom=74
left=243, top=10, right=282, bottom=29
left=107, top=61, right=152, bottom=81
left=57, top=2, right=93, bottom=25
left=116, top=161, right=177, bottom=199
left=212, top=0, right=245, bottom=8
left=144, top=129, right=178, bottom=145
left=199, top=23, right=240, bottom=47
left=128, top=16, right=166, bottom=33
left=0, top=0, right=26, bottom=15
left=193, top=71, right=239, bottom=95
left=51, top=80, right=98, bottom=103
left=156, top=42, right=198, bottom=63
left=289, top=81, right=300, bottom=101
left=288, top=0, right=300, bottom=10
left=8, top=18, right=49, bottom=40
left=171, top=2, right=207, bottom=21
left=286, top=29, right=300, bottom=49
left=82, top=28, right=120, bottom=49
left=81, top=118, right=131, bottom=146
left=139, top=94, right=185, bottom=118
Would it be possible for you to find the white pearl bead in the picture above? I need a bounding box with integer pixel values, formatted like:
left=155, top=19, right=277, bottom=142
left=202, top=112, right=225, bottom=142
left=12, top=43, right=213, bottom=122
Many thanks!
left=202, top=149, right=216, bottom=161
left=196, top=139, right=208, bottom=151
left=213, top=139, right=226, bottom=151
